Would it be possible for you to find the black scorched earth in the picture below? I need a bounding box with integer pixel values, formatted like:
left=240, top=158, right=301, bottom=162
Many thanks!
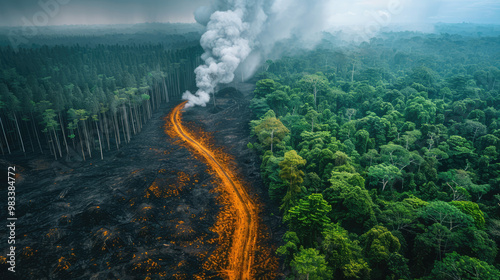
left=0, top=84, right=280, bottom=280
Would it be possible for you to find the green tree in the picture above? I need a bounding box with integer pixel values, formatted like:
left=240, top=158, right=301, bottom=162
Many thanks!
left=266, top=89, right=290, bottom=116
left=249, top=98, right=271, bottom=118
left=444, top=135, right=475, bottom=168
left=284, top=193, right=332, bottom=247
left=420, top=201, right=474, bottom=232
left=322, top=223, right=371, bottom=279
left=260, top=151, right=286, bottom=203
left=449, top=201, right=485, bottom=229
left=439, top=169, right=488, bottom=201
left=361, top=226, right=401, bottom=264
left=361, top=226, right=403, bottom=279
left=279, top=150, right=306, bottom=212
left=427, top=252, right=500, bottom=280
left=368, top=163, right=401, bottom=191
left=324, top=174, right=376, bottom=233
left=305, top=107, right=320, bottom=132
left=253, top=110, right=290, bottom=153
left=380, top=144, right=419, bottom=172
left=380, top=198, right=427, bottom=232
left=254, top=79, right=276, bottom=98
left=405, top=96, right=437, bottom=125
left=414, top=201, right=478, bottom=266
left=299, top=74, right=328, bottom=109
left=277, top=231, right=300, bottom=268
left=291, top=247, right=332, bottom=280
left=354, top=129, right=370, bottom=154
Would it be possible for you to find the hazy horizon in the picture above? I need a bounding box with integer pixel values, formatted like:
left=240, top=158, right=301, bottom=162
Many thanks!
left=0, top=0, right=499, bottom=28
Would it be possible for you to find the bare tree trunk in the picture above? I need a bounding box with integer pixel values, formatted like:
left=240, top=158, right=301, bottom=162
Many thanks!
left=23, top=119, right=35, bottom=152
left=48, top=132, right=57, bottom=160
left=134, top=104, right=141, bottom=132
left=45, top=132, right=52, bottom=156
left=82, top=120, right=92, bottom=158
left=113, top=112, right=121, bottom=146
left=77, top=124, right=86, bottom=161
left=122, top=105, right=131, bottom=143
left=147, top=99, right=152, bottom=119
left=149, top=99, right=153, bottom=118
left=113, top=113, right=120, bottom=150
left=96, top=121, right=103, bottom=160
left=128, top=99, right=136, bottom=135
left=121, top=108, right=127, bottom=143
left=163, top=77, right=169, bottom=103
left=102, top=112, right=110, bottom=150
left=472, top=126, right=479, bottom=143
left=13, top=114, right=25, bottom=153
left=31, top=112, right=43, bottom=154
left=150, top=86, right=156, bottom=111
left=58, top=113, right=69, bottom=158
left=52, top=127, right=62, bottom=158
left=0, top=116, right=11, bottom=154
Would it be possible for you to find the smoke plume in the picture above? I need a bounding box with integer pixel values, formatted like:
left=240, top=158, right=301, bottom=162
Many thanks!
left=183, top=0, right=267, bottom=107
left=183, top=0, right=440, bottom=107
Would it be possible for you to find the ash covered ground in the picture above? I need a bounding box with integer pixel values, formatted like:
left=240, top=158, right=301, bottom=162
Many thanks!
left=0, top=83, right=282, bottom=279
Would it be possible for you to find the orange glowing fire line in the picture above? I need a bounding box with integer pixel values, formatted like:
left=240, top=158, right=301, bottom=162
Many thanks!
left=169, top=101, right=258, bottom=280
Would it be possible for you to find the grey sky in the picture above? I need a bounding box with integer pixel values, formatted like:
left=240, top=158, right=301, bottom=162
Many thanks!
left=0, top=0, right=499, bottom=27
left=0, top=0, right=210, bottom=26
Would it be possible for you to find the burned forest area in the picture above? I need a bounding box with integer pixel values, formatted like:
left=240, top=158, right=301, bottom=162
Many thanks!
left=1, top=83, right=280, bottom=279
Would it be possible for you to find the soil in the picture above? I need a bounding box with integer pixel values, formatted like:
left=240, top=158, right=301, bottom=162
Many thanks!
left=0, top=82, right=283, bottom=280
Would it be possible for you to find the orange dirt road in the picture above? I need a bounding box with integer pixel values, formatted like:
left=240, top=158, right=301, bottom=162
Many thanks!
left=169, top=101, right=258, bottom=280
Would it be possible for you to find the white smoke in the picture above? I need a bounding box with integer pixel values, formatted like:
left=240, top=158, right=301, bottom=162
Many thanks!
left=183, top=0, right=441, bottom=107
left=183, top=8, right=256, bottom=107
left=183, top=0, right=329, bottom=107
left=183, top=0, right=268, bottom=107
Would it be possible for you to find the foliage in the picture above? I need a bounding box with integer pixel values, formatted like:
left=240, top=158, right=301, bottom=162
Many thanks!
left=279, top=150, right=306, bottom=212
left=248, top=30, right=500, bottom=279
left=277, top=231, right=300, bottom=265
left=290, top=247, right=333, bottom=280
left=449, top=201, right=485, bottom=229
left=426, top=252, right=500, bottom=280
left=253, top=111, right=290, bottom=152
left=284, top=193, right=332, bottom=247
left=322, top=224, right=371, bottom=279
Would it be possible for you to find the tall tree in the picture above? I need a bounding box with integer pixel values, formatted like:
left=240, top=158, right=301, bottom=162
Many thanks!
left=290, top=247, right=332, bottom=280
left=279, top=150, right=306, bottom=212
left=284, top=193, right=332, bottom=247
left=253, top=111, right=290, bottom=153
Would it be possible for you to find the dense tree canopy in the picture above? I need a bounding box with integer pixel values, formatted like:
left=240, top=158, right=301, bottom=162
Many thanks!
left=250, top=30, right=500, bottom=279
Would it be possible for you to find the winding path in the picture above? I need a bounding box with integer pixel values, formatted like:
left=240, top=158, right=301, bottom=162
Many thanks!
left=169, top=101, right=257, bottom=280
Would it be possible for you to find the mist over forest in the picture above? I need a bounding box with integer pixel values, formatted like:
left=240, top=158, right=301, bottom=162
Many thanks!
left=1, top=0, right=500, bottom=279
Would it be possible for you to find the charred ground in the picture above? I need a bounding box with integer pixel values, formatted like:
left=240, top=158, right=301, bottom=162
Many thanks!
left=0, top=83, right=282, bottom=279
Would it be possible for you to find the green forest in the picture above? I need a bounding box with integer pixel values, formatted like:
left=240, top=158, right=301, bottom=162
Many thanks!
left=0, top=43, right=201, bottom=159
left=248, top=32, right=500, bottom=279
